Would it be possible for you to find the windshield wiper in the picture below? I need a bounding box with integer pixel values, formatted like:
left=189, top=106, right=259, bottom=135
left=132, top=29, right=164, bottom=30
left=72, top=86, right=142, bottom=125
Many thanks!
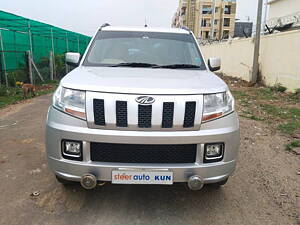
left=110, top=62, right=159, bottom=68
left=153, top=64, right=201, bottom=69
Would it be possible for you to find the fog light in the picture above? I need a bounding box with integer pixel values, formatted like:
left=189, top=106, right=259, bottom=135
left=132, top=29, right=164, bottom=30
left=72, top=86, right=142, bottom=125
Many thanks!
left=204, top=143, right=224, bottom=163
left=65, top=141, right=81, bottom=154
left=62, top=140, right=82, bottom=160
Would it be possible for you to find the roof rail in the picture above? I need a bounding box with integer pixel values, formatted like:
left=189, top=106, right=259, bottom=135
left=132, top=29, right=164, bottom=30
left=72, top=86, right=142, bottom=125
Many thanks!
left=181, top=26, right=192, bottom=34
left=99, top=23, right=110, bottom=30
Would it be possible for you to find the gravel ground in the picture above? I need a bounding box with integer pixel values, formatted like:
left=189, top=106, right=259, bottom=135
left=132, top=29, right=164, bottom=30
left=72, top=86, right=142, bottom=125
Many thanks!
left=0, top=94, right=299, bottom=225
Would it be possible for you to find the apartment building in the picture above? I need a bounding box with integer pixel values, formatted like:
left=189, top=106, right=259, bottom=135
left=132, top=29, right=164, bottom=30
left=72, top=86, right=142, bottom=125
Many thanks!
left=172, top=0, right=237, bottom=40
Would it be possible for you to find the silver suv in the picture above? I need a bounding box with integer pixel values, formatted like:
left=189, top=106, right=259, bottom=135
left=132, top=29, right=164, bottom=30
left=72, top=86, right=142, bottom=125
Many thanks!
left=46, top=25, right=240, bottom=190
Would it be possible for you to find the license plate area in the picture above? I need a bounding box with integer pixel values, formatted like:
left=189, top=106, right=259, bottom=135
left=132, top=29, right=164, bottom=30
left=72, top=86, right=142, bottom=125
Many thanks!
left=112, top=170, right=173, bottom=185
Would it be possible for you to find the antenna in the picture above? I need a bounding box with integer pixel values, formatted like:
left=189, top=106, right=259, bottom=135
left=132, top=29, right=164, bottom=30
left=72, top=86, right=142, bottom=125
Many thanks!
left=144, top=18, right=148, bottom=27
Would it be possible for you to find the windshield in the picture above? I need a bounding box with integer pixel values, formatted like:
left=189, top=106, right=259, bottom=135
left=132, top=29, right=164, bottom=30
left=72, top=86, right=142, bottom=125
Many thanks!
left=83, top=31, right=206, bottom=70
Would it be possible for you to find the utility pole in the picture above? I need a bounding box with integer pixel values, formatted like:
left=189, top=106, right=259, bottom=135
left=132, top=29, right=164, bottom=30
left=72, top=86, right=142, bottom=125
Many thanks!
left=27, top=20, right=34, bottom=84
left=263, top=0, right=269, bottom=32
left=77, top=35, right=80, bottom=53
left=27, top=20, right=33, bottom=57
left=65, top=32, right=69, bottom=75
left=49, top=51, right=54, bottom=80
left=251, top=0, right=264, bottom=83
left=27, top=51, right=33, bottom=84
left=0, top=30, right=8, bottom=87
left=50, top=27, right=56, bottom=78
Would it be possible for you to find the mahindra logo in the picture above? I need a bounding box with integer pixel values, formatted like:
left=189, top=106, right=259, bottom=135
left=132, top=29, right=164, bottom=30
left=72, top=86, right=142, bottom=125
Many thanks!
left=135, top=96, right=155, bottom=105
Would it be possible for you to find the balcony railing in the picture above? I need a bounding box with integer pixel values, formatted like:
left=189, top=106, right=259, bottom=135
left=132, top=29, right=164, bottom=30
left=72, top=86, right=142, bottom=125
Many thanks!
left=202, top=23, right=212, bottom=27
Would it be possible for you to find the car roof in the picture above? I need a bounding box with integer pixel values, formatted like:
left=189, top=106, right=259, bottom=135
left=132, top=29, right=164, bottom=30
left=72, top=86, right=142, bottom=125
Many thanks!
left=100, top=26, right=190, bottom=34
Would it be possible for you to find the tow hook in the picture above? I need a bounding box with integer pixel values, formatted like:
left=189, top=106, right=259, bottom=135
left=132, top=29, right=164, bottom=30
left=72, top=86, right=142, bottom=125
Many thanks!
left=80, top=174, right=97, bottom=189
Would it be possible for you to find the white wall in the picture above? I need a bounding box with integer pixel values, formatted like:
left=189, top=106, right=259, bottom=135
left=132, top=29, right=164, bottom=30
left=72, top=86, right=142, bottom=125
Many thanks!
left=268, top=0, right=300, bottom=19
left=201, top=30, right=300, bottom=92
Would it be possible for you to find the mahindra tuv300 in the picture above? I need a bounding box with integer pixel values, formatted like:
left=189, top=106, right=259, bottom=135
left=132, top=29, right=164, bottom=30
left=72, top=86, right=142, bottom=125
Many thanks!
left=46, top=25, right=240, bottom=190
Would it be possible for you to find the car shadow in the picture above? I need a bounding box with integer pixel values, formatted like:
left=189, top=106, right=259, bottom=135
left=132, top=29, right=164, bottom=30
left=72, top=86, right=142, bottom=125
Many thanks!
left=57, top=182, right=228, bottom=224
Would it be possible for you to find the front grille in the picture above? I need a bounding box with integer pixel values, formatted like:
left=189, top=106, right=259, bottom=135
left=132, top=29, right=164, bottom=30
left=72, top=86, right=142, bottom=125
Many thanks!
left=138, top=105, right=152, bottom=128
left=116, top=101, right=128, bottom=127
left=183, top=101, right=196, bottom=128
left=92, top=96, right=199, bottom=130
left=162, top=102, right=174, bottom=128
left=94, top=99, right=105, bottom=126
left=90, top=142, right=197, bottom=163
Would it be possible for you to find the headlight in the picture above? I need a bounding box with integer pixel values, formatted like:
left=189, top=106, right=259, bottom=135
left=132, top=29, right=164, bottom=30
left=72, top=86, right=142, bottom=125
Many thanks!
left=202, top=91, right=234, bottom=122
left=53, top=86, right=86, bottom=120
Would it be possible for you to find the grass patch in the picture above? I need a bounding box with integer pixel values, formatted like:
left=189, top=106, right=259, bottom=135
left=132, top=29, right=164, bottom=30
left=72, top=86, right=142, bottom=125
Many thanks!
left=0, top=82, right=57, bottom=109
left=240, top=109, right=264, bottom=121
left=285, top=141, right=300, bottom=151
left=259, top=104, right=300, bottom=120
left=232, top=87, right=299, bottom=136
left=0, top=95, right=23, bottom=108
left=254, top=88, right=278, bottom=100
left=231, top=90, right=249, bottom=99
left=278, top=121, right=300, bottom=135
left=240, top=114, right=264, bottom=121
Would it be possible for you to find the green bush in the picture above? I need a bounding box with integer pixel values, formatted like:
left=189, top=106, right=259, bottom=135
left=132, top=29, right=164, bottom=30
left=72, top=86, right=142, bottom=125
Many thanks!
left=0, top=86, right=23, bottom=97
left=0, top=86, right=8, bottom=96
left=54, top=54, right=66, bottom=79
left=270, top=83, right=287, bottom=93
left=6, top=68, right=29, bottom=87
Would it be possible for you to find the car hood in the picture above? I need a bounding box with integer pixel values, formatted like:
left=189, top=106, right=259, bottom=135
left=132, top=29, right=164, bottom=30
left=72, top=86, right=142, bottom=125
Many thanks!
left=60, top=66, right=228, bottom=95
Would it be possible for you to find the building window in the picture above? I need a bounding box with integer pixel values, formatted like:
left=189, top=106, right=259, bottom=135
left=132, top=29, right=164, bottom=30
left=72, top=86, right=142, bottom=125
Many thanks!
left=224, top=5, right=231, bottom=14
left=205, top=31, right=210, bottom=39
left=201, top=19, right=211, bottom=27
left=223, top=30, right=229, bottom=39
left=202, top=5, right=212, bottom=14
left=224, top=18, right=230, bottom=27
left=181, top=7, right=186, bottom=16
left=215, top=7, right=219, bottom=13
left=214, top=20, right=218, bottom=25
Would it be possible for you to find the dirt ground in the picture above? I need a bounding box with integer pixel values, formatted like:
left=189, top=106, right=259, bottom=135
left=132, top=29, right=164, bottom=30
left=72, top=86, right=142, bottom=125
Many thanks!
left=0, top=93, right=299, bottom=225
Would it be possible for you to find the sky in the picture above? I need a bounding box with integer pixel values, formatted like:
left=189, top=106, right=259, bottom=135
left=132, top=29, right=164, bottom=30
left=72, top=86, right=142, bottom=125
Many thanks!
left=1, top=0, right=268, bottom=36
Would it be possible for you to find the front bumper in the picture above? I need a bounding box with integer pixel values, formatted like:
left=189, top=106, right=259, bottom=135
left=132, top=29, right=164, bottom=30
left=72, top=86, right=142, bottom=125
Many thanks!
left=46, top=107, right=240, bottom=183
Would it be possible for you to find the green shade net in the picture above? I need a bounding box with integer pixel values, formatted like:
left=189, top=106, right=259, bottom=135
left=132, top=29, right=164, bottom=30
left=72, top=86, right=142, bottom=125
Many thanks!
left=0, top=10, right=91, bottom=75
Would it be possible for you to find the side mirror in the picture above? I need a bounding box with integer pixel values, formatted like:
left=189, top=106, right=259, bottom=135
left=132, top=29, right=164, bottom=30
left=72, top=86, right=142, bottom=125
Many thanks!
left=208, top=58, right=221, bottom=72
left=66, top=52, right=81, bottom=67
